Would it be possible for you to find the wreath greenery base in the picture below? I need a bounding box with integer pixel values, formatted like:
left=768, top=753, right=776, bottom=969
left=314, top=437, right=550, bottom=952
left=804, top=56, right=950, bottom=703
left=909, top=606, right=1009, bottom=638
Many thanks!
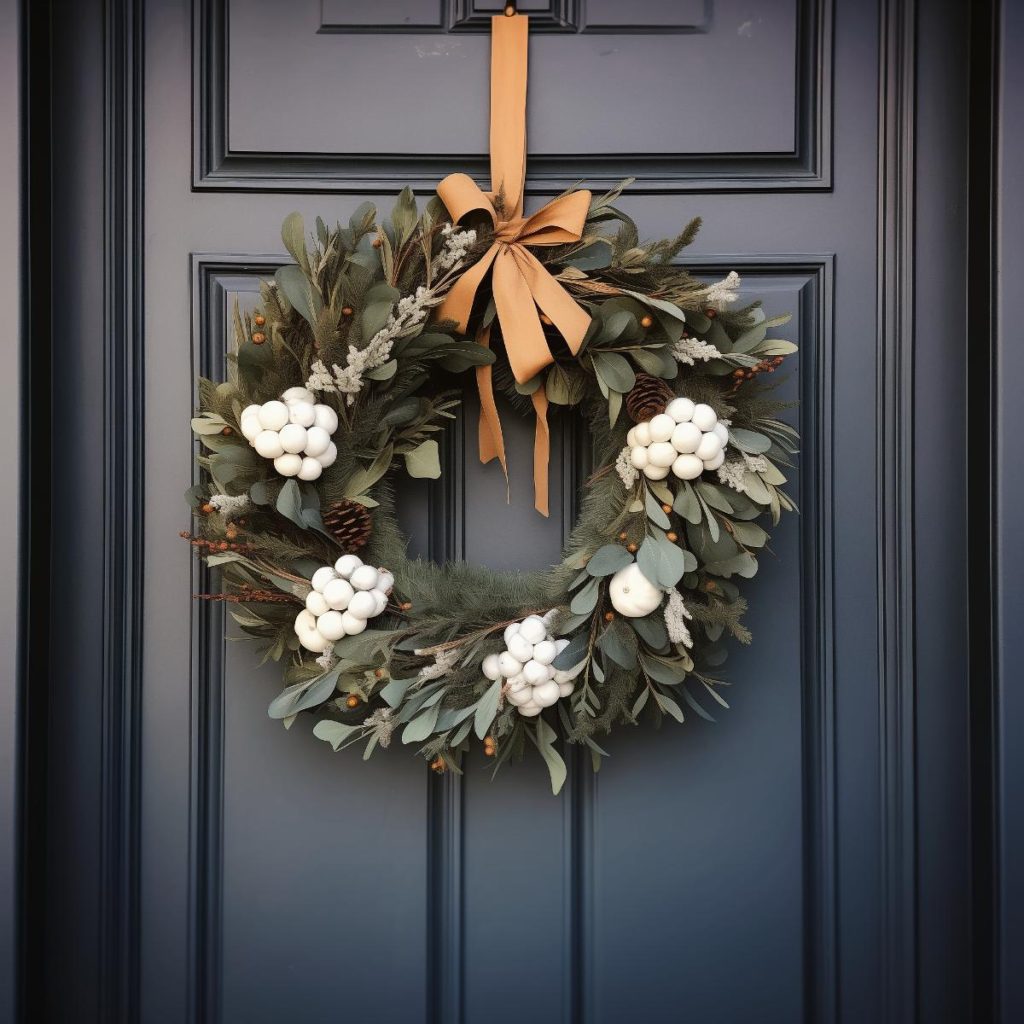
left=188, top=182, right=798, bottom=793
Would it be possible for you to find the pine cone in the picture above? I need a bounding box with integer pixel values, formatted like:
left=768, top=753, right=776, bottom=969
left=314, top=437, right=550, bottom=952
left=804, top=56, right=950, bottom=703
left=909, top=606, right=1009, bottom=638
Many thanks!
left=322, top=498, right=372, bottom=551
left=625, top=374, right=674, bottom=423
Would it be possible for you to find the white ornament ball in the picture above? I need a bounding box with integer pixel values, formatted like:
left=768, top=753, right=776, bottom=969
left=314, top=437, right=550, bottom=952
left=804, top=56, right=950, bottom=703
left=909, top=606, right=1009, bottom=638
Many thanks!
left=498, top=652, right=523, bottom=678
left=695, top=432, right=723, bottom=461
left=370, top=590, right=388, bottom=616
left=532, top=639, right=557, bottom=665
left=518, top=702, right=543, bottom=717
left=648, top=413, right=676, bottom=443
left=315, top=610, right=347, bottom=642
left=282, top=386, right=315, bottom=405
left=376, top=571, right=395, bottom=595
left=503, top=622, right=521, bottom=645
left=347, top=590, right=378, bottom=620
left=306, top=591, right=329, bottom=617
left=608, top=563, right=664, bottom=618
left=507, top=633, right=534, bottom=664
left=666, top=397, right=696, bottom=423
left=297, top=457, right=322, bottom=481
left=523, top=660, right=551, bottom=685
left=507, top=687, right=533, bottom=707
left=350, top=565, right=380, bottom=591
left=311, top=566, right=337, bottom=592
left=340, top=611, right=367, bottom=635
left=626, top=427, right=638, bottom=447
left=642, top=464, right=671, bottom=480
left=671, top=422, right=702, bottom=454
left=629, top=446, right=650, bottom=470
left=323, top=578, right=354, bottom=611
left=278, top=423, right=308, bottom=454
left=273, top=453, right=302, bottom=477
left=313, top=405, right=339, bottom=433
left=691, top=403, right=718, bottom=432
left=713, top=422, right=730, bottom=445
left=647, top=441, right=677, bottom=469
left=531, top=681, right=561, bottom=708
left=240, top=407, right=262, bottom=441
left=519, top=616, right=548, bottom=645
left=335, top=554, right=363, bottom=579
left=557, top=681, right=575, bottom=698
left=303, top=426, right=331, bottom=458
left=254, top=430, right=285, bottom=459
left=287, top=401, right=316, bottom=428
left=482, top=653, right=502, bottom=681
left=704, top=449, right=726, bottom=471
left=672, top=454, right=704, bottom=480
left=319, top=443, right=338, bottom=469
left=633, top=421, right=653, bottom=446
left=257, top=401, right=289, bottom=431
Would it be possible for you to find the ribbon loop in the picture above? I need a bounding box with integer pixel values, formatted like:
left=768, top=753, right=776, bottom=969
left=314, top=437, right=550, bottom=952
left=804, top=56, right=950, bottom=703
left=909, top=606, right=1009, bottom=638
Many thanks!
left=434, top=13, right=592, bottom=516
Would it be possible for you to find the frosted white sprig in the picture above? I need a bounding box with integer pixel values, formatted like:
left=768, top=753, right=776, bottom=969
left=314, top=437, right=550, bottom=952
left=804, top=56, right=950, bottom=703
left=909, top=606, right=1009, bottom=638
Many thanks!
left=364, top=707, right=396, bottom=748
left=716, top=451, right=770, bottom=493
left=433, top=223, right=477, bottom=273
left=306, top=284, right=439, bottom=405
left=672, top=336, right=721, bottom=366
left=615, top=445, right=639, bottom=488
left=315, top=650, right=338, bottom=672
left=703, top=270, right=741, bottom=308
left=415, top=648, right=460, bottom=682
left=664, top=588, right=693, bottom=647
left=208, top=493, right=251, bottom=516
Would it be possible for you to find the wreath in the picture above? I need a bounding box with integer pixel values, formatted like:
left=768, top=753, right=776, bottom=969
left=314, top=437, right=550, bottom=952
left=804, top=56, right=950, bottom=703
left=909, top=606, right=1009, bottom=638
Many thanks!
left=186, top=14, right=798, bottom=793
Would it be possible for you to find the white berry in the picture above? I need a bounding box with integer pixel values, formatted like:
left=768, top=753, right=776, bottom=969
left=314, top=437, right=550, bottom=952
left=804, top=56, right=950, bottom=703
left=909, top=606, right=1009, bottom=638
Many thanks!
left=303, top=426, right=331, bottom=458
left=666, top=397, right=695, bottom=423
left=288, top=401, right=316, bottom=428
left=340, top=611, right=367, bottom=635
left=633, top=421, right=653, bottom=446
left=316, top=610, right=346, bottom=641
left=498, top=652, right=523, bottom=677
left=672, top=454, right=704, bottom=480
left=347, top=590, right=378, bottom=620
left=335, top=554, right=362, bottom=578
left=647, top=441, right=677, bottom=469
left=532, top=640, right=557, bottom=665
left=257, top=401, right=289, bottom=431
left=311, top=566, right=337, bottom=592
left=648, top=414, right=676, bottom=443
left=691, top=403, right=718, bottom=432
left=323, top=578, right=354, bottom=610
left=297, top=457, right=322, bottom=481
left=630, top=446, right=650, bottom=470
left=273, top=453, right=302, bottom=477
left=671, top=422, right=702, bottom=453
left=254, top=430, right=285, bottom=459
left=507, top=633, right=534, bottom=664
left=313, top=405, right=339, bottom=434
left=350, top=565, right=380, bottom=591
left=278, top=423, right=307, bottom=454
left=482, top=653, right=502, bottom=681
left=695, top=432, right=722, bottom=461
left=283, top=387, right=315, bottom=405
left=306, top=591, right=329, bottom=616
left=319, top=443, right=338, bottom=469
left=642, top=464, right=671, bottom=480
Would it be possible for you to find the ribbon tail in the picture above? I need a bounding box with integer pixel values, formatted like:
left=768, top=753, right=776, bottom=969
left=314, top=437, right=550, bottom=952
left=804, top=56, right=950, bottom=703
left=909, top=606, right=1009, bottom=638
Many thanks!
left=514, top=246, right=592, bottom=356
left=492, top=248, right=557, bottom=383
left=531, top=388, right=550, bottom=517
left=435, top=243, right=499, bottom=334
left=474, top=324, right=510, bottom=502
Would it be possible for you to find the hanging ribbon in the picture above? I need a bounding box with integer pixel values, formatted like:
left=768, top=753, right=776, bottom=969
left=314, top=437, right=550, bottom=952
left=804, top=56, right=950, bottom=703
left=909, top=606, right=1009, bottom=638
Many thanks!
left=435, top=12, right=592, bottom=516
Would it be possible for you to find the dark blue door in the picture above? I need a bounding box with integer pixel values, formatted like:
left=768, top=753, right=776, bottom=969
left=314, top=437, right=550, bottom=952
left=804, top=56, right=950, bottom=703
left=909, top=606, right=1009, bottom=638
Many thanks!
left=28, top=0, right=983, bottom=1021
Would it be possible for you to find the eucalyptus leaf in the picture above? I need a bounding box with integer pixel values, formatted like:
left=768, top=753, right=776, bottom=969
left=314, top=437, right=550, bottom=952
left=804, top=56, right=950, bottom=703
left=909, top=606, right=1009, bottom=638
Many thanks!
left=586, top=544, right=633, bottom=576
left=474, top=679, right=502, bottom=740
left=313, top=720, right=363, bottom=751
left=404, top=439, right=441, bottom=479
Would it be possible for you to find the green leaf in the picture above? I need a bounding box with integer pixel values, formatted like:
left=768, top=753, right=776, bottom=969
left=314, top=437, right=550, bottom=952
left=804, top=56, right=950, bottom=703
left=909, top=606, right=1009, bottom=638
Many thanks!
left=632, top=614, right=668, bottom=650
left=728, top=428, right=772, bottom=454
left=533, top=717, right=567, bottom=795
left=280, top=212, right=310, bottom=274
left=380, top=677, right=415, bottom=708
left=586, top=544, right=633, bottom=576
left=598, top=310, right=637, bottom=345
left=191, top=413, right=229, bottom=435
left=553, top=632, right=589, bottom=670
left=674, top=482, right=702, bottom=524
left=275, top=478, right=305, bottom=529
left=593, top=351, right=636, bottom=393
left=599, top=623, right=638, bottom=670
left=653, top=691, right=685, bottom=723
left=362, top=300, right=395, bottom=342
left=275, top=264, right=319, bottom=327
left=345, top=444, right=393, bottom=497
left=644, top=490, right=671, bottom=528
left=474, top=679, right=502, bottom=740
left=365, top=359, right=397, bottom=381
left=401, top=703, right=440, bottom=744
left=640, top=654, right=687, bottom=685
left=404, top=439, right=441, bottom=479
left=313, top=720, right=363, bottom=751
left=569, top=577, right=600, bottom=615
left=655, top=535, right=688, bottom=587
left=636, top=537, right=662, bottom=589
left=268, top=666, right=340, bottom=719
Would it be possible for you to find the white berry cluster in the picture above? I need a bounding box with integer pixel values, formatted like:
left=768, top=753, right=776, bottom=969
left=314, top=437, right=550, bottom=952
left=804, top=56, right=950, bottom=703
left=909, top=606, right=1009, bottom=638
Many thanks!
left=240, top=387, right=339, bottom=481
left=627, top=397, right=729, bottom=481
left=294, top=554, right=394, bottom=653
left=481, top=614, right=582, bottom=718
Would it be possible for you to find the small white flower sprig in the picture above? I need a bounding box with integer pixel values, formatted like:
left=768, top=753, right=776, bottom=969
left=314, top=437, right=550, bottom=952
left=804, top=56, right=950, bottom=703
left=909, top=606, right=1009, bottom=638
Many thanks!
left=305, top=224, right=477, bottom=404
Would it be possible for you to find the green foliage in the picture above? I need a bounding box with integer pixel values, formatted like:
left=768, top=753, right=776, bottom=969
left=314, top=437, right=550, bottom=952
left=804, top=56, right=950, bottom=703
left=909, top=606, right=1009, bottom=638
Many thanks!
left=187, top=181, right=799, bottom=790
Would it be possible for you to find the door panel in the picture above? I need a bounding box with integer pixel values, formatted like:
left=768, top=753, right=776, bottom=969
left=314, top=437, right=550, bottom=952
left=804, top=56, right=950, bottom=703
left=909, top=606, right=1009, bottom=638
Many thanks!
left=105, top=0, right=969, bottom=1021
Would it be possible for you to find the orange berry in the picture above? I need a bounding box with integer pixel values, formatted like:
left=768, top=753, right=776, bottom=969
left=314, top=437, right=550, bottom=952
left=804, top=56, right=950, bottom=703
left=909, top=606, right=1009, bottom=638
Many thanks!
left=666, top=531, right=678, bottom=542
left=627, top=542, right=638, bottom=553
left=252, top=332, right=266, bottom=344
left=253, top=314, right=266, bottom=326
left=345, top=694, right=360, bottom=709
left=640, top=314, right=653, bottom=328
left=661, top=503, right=671, bottom=514
left=221, top=426, right=233, bottom=435
left=372, top=237, right=382, bottom=248
left=430, top=756, right=445, bottom=773
left=603, top=611, right=615, bottom=622
left=705, top=308, right=717, bottom=318
left=618, top=531, right=628, bottom=541
left=342, top=306, right=354, bottom=316
left=200, top=503, right=213, bottom=514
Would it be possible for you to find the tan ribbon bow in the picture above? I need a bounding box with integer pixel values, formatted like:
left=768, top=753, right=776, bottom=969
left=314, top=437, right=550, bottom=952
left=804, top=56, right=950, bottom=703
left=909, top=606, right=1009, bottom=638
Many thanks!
left=435, top=12, right=592, bottom=516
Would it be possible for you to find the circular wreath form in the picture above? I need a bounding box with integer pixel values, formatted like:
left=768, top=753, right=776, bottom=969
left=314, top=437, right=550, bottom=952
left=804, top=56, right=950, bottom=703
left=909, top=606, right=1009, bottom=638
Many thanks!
left=187, top=184, right=798, bottom=792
